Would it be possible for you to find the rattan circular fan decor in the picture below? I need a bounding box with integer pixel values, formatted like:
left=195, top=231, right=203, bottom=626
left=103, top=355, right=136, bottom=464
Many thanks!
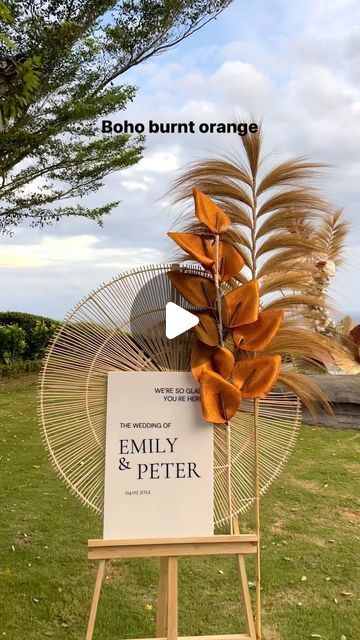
left=39, top=262, right=301, bottom=526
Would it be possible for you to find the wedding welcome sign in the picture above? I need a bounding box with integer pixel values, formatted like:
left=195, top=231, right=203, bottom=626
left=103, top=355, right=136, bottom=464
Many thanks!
left=103, top=371, right=214, bottom=539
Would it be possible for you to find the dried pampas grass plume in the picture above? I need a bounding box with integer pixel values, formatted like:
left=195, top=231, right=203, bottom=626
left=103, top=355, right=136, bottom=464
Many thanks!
left=168, top=121, right=352, bottom=412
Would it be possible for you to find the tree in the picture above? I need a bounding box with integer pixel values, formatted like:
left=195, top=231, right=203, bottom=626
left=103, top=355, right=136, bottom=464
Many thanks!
left=0, top=1, right=41, bottom=128
left=0, top=0, right=232, bottom=233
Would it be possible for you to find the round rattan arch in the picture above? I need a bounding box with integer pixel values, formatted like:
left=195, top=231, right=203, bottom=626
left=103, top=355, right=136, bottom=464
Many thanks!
left=39, top=263, right=301, bottom=526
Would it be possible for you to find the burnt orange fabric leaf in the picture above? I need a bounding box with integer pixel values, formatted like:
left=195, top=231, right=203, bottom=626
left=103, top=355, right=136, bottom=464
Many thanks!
left=168, top=272, right=216, bottom=308
left=218, top=241, right=245, bottom=282
left=211, top=346, right=235, bottom=379
left=191, top=340, right=235, bottom=382
left=232, top=355, right=281, bottom=398
left=233, top=310, right=284, bottom=351
left=193, top=312, right=219, bottom=346
left=350, top=325, right=360, bottom=345
left=193, top=188, right=231, bottom=234
left=168, top=232, right=214, bottom=268
left=200, top=370, right=241, bottom=423
left=223, top=280, right=259, bottom=328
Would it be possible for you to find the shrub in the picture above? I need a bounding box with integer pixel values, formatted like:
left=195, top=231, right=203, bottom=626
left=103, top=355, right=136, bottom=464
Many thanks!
left=0, top=324, right=26, bottom=364
left=0, top=312, right=59, bottom=360
left=0, top=359, right=43, bottom=378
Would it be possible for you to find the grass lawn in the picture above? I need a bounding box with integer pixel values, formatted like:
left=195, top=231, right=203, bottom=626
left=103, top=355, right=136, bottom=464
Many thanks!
left=0, top=374, right=359, bottom=640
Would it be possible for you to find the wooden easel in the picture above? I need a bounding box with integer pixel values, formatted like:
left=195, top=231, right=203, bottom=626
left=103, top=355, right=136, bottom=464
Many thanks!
left=86, top=523, right=259, bottom=640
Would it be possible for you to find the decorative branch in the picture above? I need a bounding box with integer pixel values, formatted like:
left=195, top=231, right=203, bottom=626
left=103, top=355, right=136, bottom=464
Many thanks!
left=214, top=233, right=224, bottom=347
left=169, top=124, right=349, bottom=411
left=168, top=188, right=284, bottom=425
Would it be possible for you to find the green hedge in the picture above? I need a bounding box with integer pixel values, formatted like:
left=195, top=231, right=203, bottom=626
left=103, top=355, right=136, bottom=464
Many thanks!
left=0, top=358, right=43, bottom=378
left=0, top=324, right=26, bottom=363
left=0, top=311, right=59, bottom=362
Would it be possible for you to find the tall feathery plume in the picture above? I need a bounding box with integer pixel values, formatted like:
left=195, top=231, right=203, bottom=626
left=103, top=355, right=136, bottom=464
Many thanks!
left=168, top=123, right=351, bottom=415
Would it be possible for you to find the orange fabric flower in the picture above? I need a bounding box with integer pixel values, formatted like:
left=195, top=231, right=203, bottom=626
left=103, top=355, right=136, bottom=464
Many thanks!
left=233, top=310, right=284, bottom=351
left=232, top=355, right=281, bottom=398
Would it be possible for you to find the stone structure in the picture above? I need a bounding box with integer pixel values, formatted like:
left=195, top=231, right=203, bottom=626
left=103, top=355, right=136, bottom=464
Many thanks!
left=303, top=374, right=360, bottom=428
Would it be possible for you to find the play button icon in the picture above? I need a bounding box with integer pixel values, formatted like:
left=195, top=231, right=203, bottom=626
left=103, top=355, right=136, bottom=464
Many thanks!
left=165, top=302, right=199, bottom=339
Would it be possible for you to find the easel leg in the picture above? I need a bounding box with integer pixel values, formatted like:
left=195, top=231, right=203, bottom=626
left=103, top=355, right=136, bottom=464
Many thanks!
left=157, top=557, right=169, bottom=637
left=233, top=518, right=257, bottom=640
left=255, top=544, right=261, bottom=640
left=167, top=557, right=178, bottom=640
left=253, top=398, right=261, bottom=640
left=86, top=559, right=106, bottom=640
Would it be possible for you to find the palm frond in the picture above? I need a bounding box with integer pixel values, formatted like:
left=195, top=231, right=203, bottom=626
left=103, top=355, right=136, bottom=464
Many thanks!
left=259, top=272, right=312, bottom=296
left=256, top=233, right=320, bottom=258
left=337, top=315, right=354, bottom=336
left=283, top=218, right=315, bottom=238
left=333, top=347, right=360, bottom=374
left=240, top=125, right=262, bottom=178
left=257, top=190, right=329, bottom=217
left=263, top=293, right=328, bottom=312
left=172, top=163, right=253, bottom=228
left=174, top=159, right=253, bottom=189
left=278, top=369, right=332, bottom=422
left=316, top=209, right=350, bottom=266
left=257, top=249, right=315, bottom=278
left=264, top=326, right=343, bottom=367
left=256, top=209, right=315, bottom=239
left=257, top=158, right=328, bottom=195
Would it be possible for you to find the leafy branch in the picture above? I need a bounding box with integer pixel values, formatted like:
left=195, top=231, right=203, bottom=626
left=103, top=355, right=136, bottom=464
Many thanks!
left=168, top=189, right=283, bottom=424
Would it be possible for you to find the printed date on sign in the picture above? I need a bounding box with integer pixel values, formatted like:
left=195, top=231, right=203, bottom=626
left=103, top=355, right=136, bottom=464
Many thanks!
left=125, top=490, right=151, bottom=496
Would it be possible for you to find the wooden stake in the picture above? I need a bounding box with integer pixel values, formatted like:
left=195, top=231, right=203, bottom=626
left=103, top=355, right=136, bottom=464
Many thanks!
left=167, top=557, right=178, bottom=640
left=233, top=518, right=256, bottom=640
left=86, top=559, right=105, bottom=640
left=157, top=557, right=169, bottom=637
left=253, top=398, right=261, bottom=640
left=227, top=423, right=233, bottom=535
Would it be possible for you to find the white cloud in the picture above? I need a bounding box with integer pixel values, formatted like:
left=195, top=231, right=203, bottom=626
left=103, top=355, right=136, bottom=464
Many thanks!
left=120, top=180, right=150, bottom=192
left=139, top=149, right=181, bottom=172
left=211, top=61, right=275, bottom=108
left=0, top=234, right=162, bottom=269
left=122, top=148, right=182, bottom=175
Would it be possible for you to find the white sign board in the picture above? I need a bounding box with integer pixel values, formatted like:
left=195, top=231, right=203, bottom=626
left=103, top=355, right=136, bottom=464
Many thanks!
left=103, top=372, right=213, bottom=540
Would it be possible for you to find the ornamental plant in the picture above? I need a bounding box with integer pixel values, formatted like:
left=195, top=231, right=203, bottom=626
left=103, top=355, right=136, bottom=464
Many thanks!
left=166, top=125, right=356, bottom=424
left=168, top=189, right=284, bottom=424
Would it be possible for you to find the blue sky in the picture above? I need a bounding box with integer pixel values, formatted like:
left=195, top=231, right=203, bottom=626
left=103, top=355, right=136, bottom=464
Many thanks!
left=1, top=0, right=360, bottom=320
